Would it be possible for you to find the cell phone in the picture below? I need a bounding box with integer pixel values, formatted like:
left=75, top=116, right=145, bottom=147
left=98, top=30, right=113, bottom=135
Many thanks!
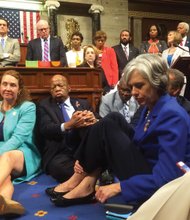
left=176, top=161, right=190, bottom=173
left=106, top=211, right=133, bottom=219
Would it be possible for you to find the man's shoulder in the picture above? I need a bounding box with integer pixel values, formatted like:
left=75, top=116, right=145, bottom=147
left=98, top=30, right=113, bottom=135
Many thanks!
left=39, top=96, right=53, bottom=106
left=28, top=38, right=40, bottom=45
left=112, top=44, right=121, bottom=50
left=102, top=91, right=117, bottom=102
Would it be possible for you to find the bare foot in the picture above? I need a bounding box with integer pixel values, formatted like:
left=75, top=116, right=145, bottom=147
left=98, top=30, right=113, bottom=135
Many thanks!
left=54, top=172, right=86, bottom=193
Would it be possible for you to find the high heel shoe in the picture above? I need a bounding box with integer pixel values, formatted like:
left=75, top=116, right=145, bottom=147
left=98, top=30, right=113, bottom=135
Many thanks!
left=0, top=195, right=25, bottom=216
left=45, top=186, right=68, bottom=198
left=50, top=192, right=96, bottom=207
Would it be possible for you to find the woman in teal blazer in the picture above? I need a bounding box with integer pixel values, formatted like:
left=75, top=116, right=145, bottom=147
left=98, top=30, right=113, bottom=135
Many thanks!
left=0, top=70, right=41, bottom=216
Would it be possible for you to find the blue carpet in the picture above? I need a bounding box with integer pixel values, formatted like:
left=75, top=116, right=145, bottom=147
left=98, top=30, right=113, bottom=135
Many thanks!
left=10, top=174, right=107, bottom=220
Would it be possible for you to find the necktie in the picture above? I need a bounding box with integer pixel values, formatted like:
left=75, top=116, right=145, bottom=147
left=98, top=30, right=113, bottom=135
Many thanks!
left=123, top=46, right=128, bottom=60
left=180, top=40, right=183, bottom=46
left=61, top=103, right=70, bottom=122
left=44, top=40, right=49, bottom=61
left=1, top=38, right=4, bottom=49
left=123, top=103, right=130, bottom=123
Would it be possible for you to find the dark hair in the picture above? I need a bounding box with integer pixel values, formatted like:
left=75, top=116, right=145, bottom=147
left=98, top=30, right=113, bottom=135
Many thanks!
left=94, top=30, right=107, bottom=41
left=146, top=24, right=161, bottom=39
left=0, top=17, right=9, bottom=28
left=71, top=32, right=84, bottom=42
left=120, top=29, right=132, bottom=38
left=0, top=70, right=31, bottom=106
left=167, top=68, right=184, bottom=90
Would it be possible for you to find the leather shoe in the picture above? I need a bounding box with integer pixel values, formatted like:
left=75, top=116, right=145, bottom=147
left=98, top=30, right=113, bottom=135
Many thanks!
left=0, top=195, right=25, bottom=216
left=45, top=186, right=68, bottom=198
left=50, top=192, right=96, bottom=207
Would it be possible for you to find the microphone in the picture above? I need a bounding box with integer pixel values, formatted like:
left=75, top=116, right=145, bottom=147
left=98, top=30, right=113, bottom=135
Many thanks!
left=173, top=43, right=190, bottom=54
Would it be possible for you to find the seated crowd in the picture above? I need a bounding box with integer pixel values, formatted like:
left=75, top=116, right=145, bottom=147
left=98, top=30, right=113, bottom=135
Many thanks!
left=0, top=16, right=190, bottom=220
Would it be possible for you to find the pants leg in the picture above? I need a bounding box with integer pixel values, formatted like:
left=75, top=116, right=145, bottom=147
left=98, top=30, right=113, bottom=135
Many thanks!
left=46, top=153, right=75, bottom=182
left=75, top=112, right=151, bottom=181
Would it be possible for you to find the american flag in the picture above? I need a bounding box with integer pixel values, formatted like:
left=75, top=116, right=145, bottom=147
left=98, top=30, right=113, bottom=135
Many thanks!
left=0, top=8, right=40, bottom=43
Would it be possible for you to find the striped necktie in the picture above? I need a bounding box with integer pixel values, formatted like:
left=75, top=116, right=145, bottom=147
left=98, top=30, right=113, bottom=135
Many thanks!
left=44, top=40, right=49, bottom=61
left=123, top=46, right=128, bottom=60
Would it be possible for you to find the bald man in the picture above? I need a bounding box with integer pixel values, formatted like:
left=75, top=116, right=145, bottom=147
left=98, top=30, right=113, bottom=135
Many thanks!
left=26, top=20, right=67, bottom=66
left=36, top=75, right=97, bottom=184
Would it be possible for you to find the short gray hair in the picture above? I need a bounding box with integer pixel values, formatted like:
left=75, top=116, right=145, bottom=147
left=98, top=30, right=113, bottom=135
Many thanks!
left=123, top=54, right=169, bottom=95
left=178, top=22, right=189, bottom=33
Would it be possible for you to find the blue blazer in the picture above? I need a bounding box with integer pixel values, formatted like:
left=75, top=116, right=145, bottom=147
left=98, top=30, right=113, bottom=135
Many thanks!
left=120, top=94, right=190, bottom=202
left=0, top=101, right=41, bottom=184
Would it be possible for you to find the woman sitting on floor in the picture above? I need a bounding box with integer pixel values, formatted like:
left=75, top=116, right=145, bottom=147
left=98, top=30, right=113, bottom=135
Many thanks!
left=0, top=70, right=41, bottom=216
left=47, top=54, right=190, bottom=207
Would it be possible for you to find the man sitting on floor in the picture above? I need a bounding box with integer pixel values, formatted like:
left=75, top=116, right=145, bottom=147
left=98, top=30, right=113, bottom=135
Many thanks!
left=36, top=75, right=98, bottom=186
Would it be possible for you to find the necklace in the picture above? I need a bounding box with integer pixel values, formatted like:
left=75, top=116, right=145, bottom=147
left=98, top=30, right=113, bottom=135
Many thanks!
left=144, top=110, right=151, bottom=132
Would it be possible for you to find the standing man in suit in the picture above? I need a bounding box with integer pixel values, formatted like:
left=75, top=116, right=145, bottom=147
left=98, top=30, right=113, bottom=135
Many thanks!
left=112, top=30, right=139, bottom=78
left=177, top=22, right=190, bottom=52
left=36, top=75, right=98, bottom=185
left=26, top=20, right=67, bottom=66
left=0, top=17, right=20, bottom=67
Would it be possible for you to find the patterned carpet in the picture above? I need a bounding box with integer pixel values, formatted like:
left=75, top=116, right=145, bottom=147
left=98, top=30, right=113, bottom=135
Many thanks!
left=11, top=174, right=107, bottom=220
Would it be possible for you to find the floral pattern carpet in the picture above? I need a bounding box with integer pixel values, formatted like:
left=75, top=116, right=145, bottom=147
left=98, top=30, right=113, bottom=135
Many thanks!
left=11, top=174, right=107, bottom=220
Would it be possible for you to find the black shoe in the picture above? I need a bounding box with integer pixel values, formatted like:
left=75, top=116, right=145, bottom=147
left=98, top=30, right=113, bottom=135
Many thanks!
left=99, top=170, right=114, bottom=186
left=50, top=192, right=96, bottom=207
left=45, top=186, right=68, bottom=198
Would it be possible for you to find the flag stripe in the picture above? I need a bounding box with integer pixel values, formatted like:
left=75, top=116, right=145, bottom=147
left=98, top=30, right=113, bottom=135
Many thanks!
left=0, top=8, right=40, bottom=43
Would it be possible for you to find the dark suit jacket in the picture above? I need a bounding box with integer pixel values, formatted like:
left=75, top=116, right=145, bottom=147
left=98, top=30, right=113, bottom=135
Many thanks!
left=185, top=37, right=190, bottom=52
left=26, top=36, right=67, bottom=66
left=112, top=43, right=139, bottom=78
left=36, top=96, right=92, bottom=172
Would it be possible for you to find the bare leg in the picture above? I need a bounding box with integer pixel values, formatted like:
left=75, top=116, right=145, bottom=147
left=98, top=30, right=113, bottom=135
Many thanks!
left=0, top=176, right=14, bottom=199
left=0, top=150, right=24, bottom=199
left=63, top=169, right=100, bottom=199
left=54, top=172, right=87, bottom=193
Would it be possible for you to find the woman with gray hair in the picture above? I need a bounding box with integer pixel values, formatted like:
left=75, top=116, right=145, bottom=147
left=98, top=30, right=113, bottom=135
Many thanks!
left=49, top=54, right=190, bottom=207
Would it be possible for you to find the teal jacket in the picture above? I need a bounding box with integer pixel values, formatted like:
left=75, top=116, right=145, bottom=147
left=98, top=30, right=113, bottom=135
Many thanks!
left=0, top=101, right=41, bottom=184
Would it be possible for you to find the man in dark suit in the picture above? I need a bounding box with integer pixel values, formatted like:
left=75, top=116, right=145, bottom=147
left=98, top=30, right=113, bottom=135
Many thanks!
left=0, top=17, right=20, bottom=67
left=26, top=20, right=67, bottom=66
left=36, top=74, right=98, bottom=183
left=112, top=30, right=139, bottom=78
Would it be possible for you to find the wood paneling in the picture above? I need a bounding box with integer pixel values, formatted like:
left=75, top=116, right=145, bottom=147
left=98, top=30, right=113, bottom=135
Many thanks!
left=0, top=67, right=103, bottom=111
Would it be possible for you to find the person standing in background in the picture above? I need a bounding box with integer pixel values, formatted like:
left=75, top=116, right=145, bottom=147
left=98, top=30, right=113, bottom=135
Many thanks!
left=112, top=30, right=139, bottom=78
left=26, top=20, right=67, bottom=67
left=66, top=32, right=84, bottom=67
left=162, top=30, right=189, bottom=67
left=0, top=17, right=20, bottom=67
left=94, top=30, right=118, bottom=90
left=140, top=24, right=167, bottom=55
left=177, top=22, right=190, bottom=52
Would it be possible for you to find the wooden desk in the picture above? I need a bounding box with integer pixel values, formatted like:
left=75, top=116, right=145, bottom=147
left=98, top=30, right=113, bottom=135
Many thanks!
left=0, top=67, right=103, bottom=111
